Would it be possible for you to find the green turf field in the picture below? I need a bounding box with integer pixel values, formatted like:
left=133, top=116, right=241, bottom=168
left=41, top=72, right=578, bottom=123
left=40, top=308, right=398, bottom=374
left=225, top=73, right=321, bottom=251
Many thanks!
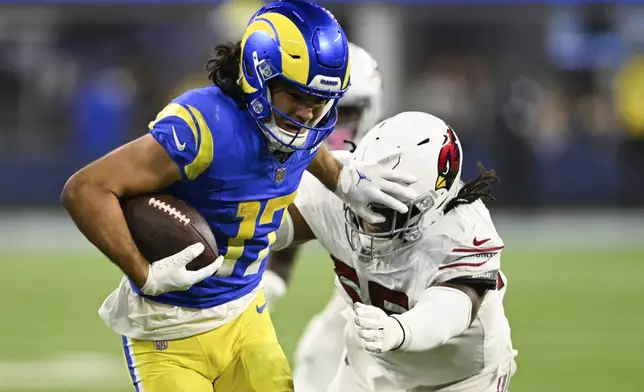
left=0, top=249, right=643, bottom=392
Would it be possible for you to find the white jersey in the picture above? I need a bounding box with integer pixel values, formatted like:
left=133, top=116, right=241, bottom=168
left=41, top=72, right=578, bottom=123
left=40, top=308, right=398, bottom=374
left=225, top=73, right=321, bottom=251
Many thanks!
left=294, top=172, right=515, bottom=390
left=98, top=278, right=260, bottom=341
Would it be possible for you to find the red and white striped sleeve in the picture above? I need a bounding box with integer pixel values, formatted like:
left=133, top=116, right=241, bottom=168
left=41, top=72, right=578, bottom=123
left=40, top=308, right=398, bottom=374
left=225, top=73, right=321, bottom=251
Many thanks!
left=431, top=201, right=505, bottom=289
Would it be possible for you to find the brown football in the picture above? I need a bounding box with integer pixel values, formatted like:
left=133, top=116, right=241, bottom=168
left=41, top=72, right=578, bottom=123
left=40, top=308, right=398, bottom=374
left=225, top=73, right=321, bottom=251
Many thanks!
left=120, top=193, right=218, bottom=271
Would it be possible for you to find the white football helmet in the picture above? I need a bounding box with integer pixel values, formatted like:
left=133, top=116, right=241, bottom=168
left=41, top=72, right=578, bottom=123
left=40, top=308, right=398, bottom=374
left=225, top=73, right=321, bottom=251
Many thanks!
left=344, top=111, right=463, bottom=260
left=327, top=42, right=383, bottom=150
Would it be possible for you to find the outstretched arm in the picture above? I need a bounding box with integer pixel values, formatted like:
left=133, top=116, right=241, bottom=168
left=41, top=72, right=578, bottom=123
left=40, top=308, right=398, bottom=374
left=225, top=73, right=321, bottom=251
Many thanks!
left=389, top=281, right=486, bottom=352
left=306, top=143, right=342, bottom=192
left=352, top=280, right=489, bottom=354
left=307, top=144, right=418, bottom=224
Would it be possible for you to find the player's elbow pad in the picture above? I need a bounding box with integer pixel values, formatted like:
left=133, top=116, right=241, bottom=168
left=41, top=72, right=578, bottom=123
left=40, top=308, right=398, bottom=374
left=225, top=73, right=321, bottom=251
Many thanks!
left=272, top=212, right=294, bottom=251
left=392, top=286, right=472, bottom=352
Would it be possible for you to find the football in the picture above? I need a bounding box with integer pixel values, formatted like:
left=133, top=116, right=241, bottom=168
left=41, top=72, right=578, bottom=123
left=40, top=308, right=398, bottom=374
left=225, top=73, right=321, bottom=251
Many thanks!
left=120, top=193, right=219, bottom=271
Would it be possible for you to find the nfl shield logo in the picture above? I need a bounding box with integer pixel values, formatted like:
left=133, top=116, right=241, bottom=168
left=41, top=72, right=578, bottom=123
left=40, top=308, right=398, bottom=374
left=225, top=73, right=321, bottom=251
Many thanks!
left=154, top=340, right=168, bottom=351
left=275, top=167, right=286, bottom=183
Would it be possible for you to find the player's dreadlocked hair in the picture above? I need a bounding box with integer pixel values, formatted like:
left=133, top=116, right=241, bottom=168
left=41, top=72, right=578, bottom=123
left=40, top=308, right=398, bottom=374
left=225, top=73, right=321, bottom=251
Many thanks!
left=443, top=162, right=500, bottom=213
left=206, top=41, right=245, bottom=106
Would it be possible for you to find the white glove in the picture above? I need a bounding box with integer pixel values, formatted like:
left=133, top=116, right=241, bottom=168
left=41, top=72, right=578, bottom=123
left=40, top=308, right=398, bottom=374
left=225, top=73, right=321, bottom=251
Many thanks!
left=353, top=303, right=404, bottom=354
left=141, top=243, right=223, bottom=296
left=335, top=151, right=418, bottom=224
left=262, top=269, right=288, bottom=310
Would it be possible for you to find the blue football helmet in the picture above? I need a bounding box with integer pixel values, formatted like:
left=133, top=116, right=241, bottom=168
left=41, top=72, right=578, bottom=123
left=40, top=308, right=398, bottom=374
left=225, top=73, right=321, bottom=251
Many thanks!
left=239, top=0, right=351, bottom=151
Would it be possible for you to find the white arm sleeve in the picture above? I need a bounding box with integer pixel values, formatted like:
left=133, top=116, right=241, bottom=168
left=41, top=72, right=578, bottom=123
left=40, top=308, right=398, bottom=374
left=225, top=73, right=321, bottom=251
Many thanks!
left=391, top=286, right=472, bottom=352
left=272, top=212, right=294, bottom=252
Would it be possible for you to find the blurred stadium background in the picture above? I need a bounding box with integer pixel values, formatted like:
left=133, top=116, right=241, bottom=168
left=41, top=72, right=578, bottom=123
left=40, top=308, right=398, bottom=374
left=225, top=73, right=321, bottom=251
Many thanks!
left=1, top=0, right=643, bottom=391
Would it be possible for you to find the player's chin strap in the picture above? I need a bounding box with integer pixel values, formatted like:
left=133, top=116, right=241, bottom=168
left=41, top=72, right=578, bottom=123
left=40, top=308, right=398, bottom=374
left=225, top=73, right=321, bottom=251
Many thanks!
left=391, top=286, right=472, bottom=352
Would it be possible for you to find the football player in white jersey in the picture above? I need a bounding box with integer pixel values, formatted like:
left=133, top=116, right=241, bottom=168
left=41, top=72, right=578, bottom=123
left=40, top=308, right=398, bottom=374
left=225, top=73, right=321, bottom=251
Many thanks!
left=264, top=42, right=384, bottom=392
left=270, top=111, right=517, bottom=392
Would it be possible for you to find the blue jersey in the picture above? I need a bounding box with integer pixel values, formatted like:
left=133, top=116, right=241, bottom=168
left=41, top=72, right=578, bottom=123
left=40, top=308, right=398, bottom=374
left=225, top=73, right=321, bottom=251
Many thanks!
left=131, top=86, right=319, bottom=309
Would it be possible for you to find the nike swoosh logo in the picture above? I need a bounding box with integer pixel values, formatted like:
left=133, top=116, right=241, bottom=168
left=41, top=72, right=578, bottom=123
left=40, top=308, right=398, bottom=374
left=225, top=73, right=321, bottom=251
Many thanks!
left=256, top=302, right=268, bottom=313
left=473, top=237, right=491, bottom=246
left=172, top=126, right=186, bottom=151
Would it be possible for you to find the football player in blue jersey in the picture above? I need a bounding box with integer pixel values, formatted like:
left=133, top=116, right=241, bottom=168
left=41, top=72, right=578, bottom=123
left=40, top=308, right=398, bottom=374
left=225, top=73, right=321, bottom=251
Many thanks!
left=61, top=1, right=416, bottom=391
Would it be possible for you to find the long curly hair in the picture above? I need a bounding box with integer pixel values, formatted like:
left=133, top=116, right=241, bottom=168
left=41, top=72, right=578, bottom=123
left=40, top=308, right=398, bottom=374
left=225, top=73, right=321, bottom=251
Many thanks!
left=205, top=41, right=244, bottom=105
left=444, top=162, right=500, bottom=213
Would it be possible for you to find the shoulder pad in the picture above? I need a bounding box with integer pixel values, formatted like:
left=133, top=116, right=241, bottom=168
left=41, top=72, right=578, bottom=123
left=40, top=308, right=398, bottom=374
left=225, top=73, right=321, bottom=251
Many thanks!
left=148, top=88, right=216, bottom=180
left=426, top=200, right=504, bottom=263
